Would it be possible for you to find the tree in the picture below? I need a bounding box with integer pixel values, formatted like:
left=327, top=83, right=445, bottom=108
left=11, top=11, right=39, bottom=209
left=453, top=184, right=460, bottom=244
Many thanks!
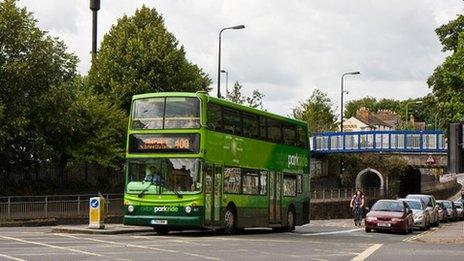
left=34, top=78, right=127, bottom=180
left=428, top=13, right=464, bottom=128
left=0, top=0, right=78, bottom=174
left=226, top=81, right=265, bottom=109
left=344, top=97, right=378, bottom=118
left=292, top=89, right=337, bottom=133
left=88, top=5, right=211, bottom=112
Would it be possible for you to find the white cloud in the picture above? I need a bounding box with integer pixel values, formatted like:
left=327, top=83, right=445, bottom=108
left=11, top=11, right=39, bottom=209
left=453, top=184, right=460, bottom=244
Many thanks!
left=17, top=0, right=463, bottom=116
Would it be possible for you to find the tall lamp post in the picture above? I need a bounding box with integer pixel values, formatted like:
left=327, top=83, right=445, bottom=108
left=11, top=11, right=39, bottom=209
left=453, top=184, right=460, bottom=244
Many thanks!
left=405, top=101, right=423, bottom=129
left=340, top=71, right=360, bottom=132
left=89, top=0, right=101, bottom=57
left=221, top=70, right=229, bottom=97
left=217, top=25, right=245, bottom=98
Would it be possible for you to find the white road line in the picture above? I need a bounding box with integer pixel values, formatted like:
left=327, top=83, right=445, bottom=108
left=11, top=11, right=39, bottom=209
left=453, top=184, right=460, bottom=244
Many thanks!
left=0, top=235, right=104, bottom=258
left=351, top=244, right=382, bottom=261
left=55, top=233, right=221, bottom=261
left=0, top=254, right=27, bottom=261
left=300, top=228, right=363, bottom=236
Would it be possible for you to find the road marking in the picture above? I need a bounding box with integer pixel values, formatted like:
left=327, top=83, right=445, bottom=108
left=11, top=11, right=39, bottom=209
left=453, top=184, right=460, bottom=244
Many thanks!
left=0, top=254, right=27, bottom=261
left=0, top=235, right=104, bottom=257
left=404, top=227, right=439, bottom=242
left=55, top=233, right=221, bottom=260
left=300, top=228, right=363, bottom=236
left=351, top=244, right=382, bottom=261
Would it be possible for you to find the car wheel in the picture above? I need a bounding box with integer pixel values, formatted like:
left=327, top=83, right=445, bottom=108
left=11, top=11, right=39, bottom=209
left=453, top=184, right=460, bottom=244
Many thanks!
left=365, top=227, right=371, bottom=233
left=223, top=207, right=236, bottom=235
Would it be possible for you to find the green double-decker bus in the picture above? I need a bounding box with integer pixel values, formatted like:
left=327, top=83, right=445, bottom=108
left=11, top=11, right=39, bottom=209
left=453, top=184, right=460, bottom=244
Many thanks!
left=123, top=92, right=310, bottom=234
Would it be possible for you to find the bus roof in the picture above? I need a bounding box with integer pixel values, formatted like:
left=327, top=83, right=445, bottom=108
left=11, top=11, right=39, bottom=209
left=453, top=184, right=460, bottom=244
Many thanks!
left=132, top=92, right=307, bottom=127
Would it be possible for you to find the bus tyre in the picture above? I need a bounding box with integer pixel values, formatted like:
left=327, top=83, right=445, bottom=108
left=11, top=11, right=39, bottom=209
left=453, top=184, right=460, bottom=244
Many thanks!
left=223, top=207, right=236, bottom=234
left=285, top=210, right=295, bottom=232
left=154, top=227, right=169, bottom=235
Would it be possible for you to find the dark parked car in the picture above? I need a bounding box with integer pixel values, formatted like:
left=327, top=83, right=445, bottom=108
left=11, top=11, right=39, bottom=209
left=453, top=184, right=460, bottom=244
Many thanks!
left=437, top=202, right=448, bottom=223
left=365, top=199, right=414, bottom=234
left=454, top=201, right=464, bottom=220
left=437, top=200, right=458, bottom=222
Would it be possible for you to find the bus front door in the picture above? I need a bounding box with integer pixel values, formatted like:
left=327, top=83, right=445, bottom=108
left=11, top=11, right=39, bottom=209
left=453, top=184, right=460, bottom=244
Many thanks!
left=269, top=171, right=282, bottom=224
left=204, top=164, right=222, bottom=226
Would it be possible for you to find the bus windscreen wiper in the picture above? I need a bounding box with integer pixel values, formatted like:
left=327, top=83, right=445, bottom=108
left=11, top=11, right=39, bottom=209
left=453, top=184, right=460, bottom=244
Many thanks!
left=138, top=181, right=155, bottom=198
left=161, top=182, right=183, bottom=198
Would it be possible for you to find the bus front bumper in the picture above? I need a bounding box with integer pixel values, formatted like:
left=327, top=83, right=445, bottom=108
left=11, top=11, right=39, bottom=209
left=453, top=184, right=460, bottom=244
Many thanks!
left=124, top=215, right=202, bottom=228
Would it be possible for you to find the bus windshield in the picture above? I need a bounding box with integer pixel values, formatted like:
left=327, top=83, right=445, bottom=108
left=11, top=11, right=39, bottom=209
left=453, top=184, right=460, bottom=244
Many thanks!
left=126, top=158, right=201, bottom=195
left=132, top=97, right=200, bottom=129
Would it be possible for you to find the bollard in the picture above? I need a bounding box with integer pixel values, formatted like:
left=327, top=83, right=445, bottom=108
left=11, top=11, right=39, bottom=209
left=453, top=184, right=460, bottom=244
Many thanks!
left=89, top=196, right=105, bottom=229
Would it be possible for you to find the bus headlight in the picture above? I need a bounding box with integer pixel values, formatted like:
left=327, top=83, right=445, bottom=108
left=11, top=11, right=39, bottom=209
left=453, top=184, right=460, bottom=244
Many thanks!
left=128, top=205, right=134, bottom=213
left=185, top=206, right=192, bottom=214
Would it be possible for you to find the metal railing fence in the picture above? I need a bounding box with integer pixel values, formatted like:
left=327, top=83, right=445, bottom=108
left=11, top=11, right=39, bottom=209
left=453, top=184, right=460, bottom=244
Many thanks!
left=311, top=130, right=447, bottom=154
left=311, top=187, right=381, bottom=202
left=0, top=193, right=123, bottom=221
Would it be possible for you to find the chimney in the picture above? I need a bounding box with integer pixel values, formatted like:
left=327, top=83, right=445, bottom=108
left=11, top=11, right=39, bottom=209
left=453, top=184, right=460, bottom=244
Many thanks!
left=356, top=107, right=370, bottom=122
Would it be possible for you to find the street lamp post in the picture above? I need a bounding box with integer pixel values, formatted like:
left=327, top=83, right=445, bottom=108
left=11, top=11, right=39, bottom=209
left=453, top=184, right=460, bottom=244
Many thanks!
left=221, top=70, right=229, bottom=97
left=217, top=25, right=245, bottom=98
left=405, top=101, right=423, bottom=128
left=340, top=71, right=360, bottom=132
left=89, top=0, right=101, bottom=57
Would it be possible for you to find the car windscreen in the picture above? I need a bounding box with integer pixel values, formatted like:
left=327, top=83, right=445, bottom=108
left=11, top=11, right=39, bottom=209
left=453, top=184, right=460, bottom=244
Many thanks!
left=372, top=201, right=404, bottom=212
left=442, top=201, right=451, bottom=208
left=405, top=200, right=423, bottom=210
left=454, top=202, right=463, bottom=209
left=406, top=195, right=431, bottom=207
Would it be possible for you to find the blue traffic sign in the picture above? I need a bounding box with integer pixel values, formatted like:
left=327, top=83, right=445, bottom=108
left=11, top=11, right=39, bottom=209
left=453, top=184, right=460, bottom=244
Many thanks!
left=90, top=199, right=99, bottom=208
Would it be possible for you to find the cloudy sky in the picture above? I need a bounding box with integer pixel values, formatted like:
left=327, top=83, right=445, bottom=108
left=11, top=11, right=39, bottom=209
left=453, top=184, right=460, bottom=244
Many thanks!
left=18, top=0, right=463, bottom=116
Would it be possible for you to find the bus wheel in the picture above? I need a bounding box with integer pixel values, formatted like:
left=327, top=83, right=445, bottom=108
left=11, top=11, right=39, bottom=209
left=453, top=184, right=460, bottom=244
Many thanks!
left=154, top=227, right=169, bottom=235
left=286, top=210, right=295, bottom=232
left=223, top=207, right=236, bottom=234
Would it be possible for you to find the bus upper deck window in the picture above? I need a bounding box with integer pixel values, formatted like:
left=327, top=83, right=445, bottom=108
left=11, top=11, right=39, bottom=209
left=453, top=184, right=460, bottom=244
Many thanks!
left=164, top=97, right=200, bottom=129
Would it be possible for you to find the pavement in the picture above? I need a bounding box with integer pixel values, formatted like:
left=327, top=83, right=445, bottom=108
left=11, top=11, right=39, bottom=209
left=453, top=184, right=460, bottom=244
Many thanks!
left=0, top=219, right=463, bottom=260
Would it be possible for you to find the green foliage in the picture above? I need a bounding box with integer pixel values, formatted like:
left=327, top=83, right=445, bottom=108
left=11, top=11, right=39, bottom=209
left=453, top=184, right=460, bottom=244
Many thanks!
left=0, top=0, right=127, bottom=190
left=88, top=5, right=211, bottom=112
left=35, top=78, right=127, bottom=168
left=226, top=81, right=265, bottom=109
left=344, top=95, right=441, bottom=130
left=0, top=0, right=78, bottom=170
left=435, top=14, right=464, bottom=52
left=428, top=14, right=464, bottom=128
left=292, top=89, right=337, bottom=133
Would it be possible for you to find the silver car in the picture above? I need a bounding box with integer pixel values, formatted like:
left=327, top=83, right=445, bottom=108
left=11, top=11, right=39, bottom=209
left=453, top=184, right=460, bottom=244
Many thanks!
left=399, top=198, right=430, bottom=230
left=453, top=201, right=464, bottom=221
left=406, top=194, right=439, bottom=226
left=437, top=200, right=458, bottom=222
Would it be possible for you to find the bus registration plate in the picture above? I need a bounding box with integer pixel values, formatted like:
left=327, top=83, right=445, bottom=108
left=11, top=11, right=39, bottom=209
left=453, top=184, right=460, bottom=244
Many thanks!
left=151, top=219, right=167, bottom=225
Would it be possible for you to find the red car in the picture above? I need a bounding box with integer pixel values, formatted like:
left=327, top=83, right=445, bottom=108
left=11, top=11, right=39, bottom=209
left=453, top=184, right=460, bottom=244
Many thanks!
left=365, top=199, right=414, bottom=234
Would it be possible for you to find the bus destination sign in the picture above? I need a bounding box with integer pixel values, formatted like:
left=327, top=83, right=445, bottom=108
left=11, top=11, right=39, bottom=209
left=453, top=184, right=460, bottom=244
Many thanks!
left=129, top=134, right=200, bottom=153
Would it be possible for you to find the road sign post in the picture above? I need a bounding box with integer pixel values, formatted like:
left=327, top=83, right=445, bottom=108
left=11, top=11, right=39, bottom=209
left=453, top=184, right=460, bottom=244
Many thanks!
left=89, top=196, right=105, bottom=229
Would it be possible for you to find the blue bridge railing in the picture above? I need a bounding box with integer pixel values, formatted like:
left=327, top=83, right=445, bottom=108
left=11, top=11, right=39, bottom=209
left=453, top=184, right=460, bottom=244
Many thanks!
left=310, top=130, right=447, bottom=154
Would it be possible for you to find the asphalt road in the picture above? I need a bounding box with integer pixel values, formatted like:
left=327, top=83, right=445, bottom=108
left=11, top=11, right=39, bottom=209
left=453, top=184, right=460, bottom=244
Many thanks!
left=0, top=220, right=463, bottom=261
